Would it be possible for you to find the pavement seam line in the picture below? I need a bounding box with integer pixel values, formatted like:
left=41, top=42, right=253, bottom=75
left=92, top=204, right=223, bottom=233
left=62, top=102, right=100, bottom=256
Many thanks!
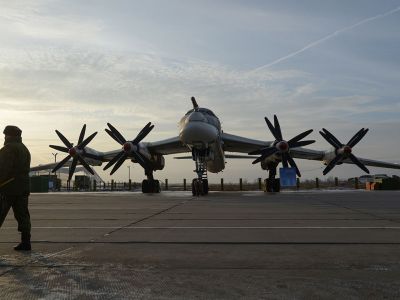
left=98, top=199, right=189, bottom=239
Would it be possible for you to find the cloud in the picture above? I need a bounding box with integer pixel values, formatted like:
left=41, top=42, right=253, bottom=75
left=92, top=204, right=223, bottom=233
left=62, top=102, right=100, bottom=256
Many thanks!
left=250, top=5, right=400, bottom=72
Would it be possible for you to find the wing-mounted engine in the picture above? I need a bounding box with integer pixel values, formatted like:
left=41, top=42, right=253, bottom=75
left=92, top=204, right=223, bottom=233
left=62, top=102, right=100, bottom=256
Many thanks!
left=103, top=122, right=158, bottom=175
left=49, top=124, right=99, bottom=181
left=147, top=154, right=165, bottom=171
left=249, top=115, right=315, bottom=176
left=319, top=128, right=370, bottom=175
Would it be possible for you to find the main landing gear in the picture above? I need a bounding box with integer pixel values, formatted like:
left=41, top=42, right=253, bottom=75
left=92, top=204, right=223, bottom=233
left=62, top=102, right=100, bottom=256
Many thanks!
left=265, top=163, right=280, bottom=193
left=191, top=149, right=209, bottom=196
left=142, top=171, right=161, bottom=193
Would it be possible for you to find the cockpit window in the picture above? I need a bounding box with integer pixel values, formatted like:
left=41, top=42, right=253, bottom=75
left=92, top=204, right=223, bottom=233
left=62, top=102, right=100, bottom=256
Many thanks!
left=185, top=108, right=216, bottom=117
left=199, top=108, right=216, bottom=117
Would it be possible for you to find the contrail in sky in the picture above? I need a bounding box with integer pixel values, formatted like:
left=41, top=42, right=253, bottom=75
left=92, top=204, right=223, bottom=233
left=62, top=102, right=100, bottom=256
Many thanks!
left=250, top=6, right=400, bottom=73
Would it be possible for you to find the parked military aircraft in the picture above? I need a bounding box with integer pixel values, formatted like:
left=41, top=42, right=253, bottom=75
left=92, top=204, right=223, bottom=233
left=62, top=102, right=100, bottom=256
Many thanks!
left=33, top=97, right=400, bottom=195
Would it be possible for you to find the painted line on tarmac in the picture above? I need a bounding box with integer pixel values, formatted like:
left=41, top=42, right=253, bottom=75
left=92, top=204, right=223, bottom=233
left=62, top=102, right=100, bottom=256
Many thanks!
left=3, top=226, right=400, bottom=229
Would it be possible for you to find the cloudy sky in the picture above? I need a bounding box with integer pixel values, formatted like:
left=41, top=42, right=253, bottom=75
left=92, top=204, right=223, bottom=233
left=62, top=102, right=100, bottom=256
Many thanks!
left=0, top=0, right=399, bottom=183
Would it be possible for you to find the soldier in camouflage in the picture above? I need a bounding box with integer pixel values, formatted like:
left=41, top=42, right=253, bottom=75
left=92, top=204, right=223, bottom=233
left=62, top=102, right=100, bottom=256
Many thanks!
left=0, top=125, right=32, bottom=251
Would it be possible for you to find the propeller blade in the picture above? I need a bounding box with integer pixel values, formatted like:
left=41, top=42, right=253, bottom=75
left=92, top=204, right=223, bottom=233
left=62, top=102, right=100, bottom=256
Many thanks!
left=107, top=123, right=127, bottom=144
left=78, top=131, right=98, bottom=149
left=249, top=146, right=273, bottom=156
left=289, top=140, right=315, bottom=148
left=347, top=128, right=369, bottom=148
left=273, top=115, right=283, bottom=140
left=105, top=128, right=124, bottom=145
left=261, top=147, right=279, bottom=158
left=103, top=151, right=125, bottom=171
left=55, top=130, right=73, bottom=149
left=349, top=154, right=370, bottom=174
left=110, top=153, right=128, bottom=175
left=287, top=129, right=313, bottom=145
left=68, top=157, right=78, bottom=181
left=76, top=155, right=95, bottom=175
left=319, top=131, right=341, bottom=148
left=322, top=128, right=343, bottom=148
left=264, top=117, right=279, bottom=140
left=252, top=146, right=279, bottom=164
left=132, top=122, right=154, bottom=144
left=252, top=156, right=264, bottom=165
left=52, top=155, right=71, bottom=173
left=286, top=154, right=301, bottom=177
left=78, top=124, right=86, bottom=145
left=281, top=153, right=289, bottom=168
left=130, top=150, right=150, bottom=171
left=323, top=154, right=343, bottom=175
left=49, top=145, right=69, bottom=153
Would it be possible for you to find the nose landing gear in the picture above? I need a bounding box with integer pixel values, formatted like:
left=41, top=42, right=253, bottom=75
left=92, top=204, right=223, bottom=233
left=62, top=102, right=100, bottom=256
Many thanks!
left=191, top=149, right=209, bottom=196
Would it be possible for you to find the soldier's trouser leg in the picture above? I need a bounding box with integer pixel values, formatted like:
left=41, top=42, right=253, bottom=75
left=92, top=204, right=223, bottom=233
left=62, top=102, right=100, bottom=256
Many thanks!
left=10, top=195, right=31, bottom=251
left=0, top=194, right=13, bottom=228
left=11, top=195, right=31, bottom=234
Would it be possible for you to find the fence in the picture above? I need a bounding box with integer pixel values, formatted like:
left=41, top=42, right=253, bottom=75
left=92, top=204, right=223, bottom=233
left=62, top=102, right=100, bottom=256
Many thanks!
left=57, top=177, right=364, bottom=192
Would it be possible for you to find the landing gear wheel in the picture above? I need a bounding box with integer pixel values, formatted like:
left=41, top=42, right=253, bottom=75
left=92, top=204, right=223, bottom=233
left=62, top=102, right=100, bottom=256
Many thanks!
left=142, top=179, right=149, bottom=193
left=192, top=179, right=205, bottom=196
left=266, top=178, right=280, bottom=192
left=154, top=180, right=161, bottom=193
left=202, top=179, right=209, bottom=195
left=142, top=179, right=161, bottom=193
left=273, top=179, right=280, bottom=192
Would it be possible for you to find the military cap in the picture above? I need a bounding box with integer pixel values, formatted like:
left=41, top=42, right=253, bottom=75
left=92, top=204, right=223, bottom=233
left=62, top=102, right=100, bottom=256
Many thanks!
left=3, top=125, right=22, bottom=137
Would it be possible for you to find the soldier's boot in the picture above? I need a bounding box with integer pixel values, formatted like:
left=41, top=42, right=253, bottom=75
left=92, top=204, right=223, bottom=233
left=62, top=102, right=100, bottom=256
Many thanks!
left=14, top=232, right=31, bottom=251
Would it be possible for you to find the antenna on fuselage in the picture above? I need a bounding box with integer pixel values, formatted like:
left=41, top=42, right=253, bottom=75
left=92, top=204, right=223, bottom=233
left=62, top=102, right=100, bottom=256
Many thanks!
left=191, top=96, right=199, bottom=111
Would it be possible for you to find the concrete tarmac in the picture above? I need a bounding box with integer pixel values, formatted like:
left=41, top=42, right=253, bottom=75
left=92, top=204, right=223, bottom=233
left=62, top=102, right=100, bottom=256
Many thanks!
left=1, top=190, right=400, bottom=299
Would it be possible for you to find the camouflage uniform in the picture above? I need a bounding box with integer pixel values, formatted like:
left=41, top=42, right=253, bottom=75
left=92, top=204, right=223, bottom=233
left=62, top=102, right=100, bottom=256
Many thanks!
left=0, top=126, right=31, bottom=250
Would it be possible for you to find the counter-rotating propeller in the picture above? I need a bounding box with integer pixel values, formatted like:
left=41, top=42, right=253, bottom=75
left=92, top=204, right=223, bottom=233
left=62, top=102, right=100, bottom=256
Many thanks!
left=49, top=124, right=98, bottom=181
left=249, top=115, right=315, bottom=177
left=319, top=128, right=369, bottom=175
left=103, top=122, right=154, bottom=175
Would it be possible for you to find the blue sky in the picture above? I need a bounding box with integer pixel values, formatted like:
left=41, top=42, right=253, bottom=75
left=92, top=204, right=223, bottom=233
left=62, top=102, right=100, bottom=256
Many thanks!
left=0, top=0, right=399, bottom=182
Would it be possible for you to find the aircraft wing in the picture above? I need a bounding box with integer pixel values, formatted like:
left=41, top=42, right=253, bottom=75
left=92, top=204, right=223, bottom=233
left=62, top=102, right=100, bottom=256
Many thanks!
left=289, top=147, right=325, bottom=161
left=222, top=132, right=400, bottom=170
left=146, top=136, right=189, bottom=155
left=30, top=162, right=69, bottom=172
left=221, top=132, right=272, bottom=153
left=341, top=157, right=400, bottom=169
left=222, top=132, right=326, bottom=159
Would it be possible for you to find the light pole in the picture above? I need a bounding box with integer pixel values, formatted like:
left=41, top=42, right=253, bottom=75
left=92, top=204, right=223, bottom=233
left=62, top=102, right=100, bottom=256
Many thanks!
left=127, top=165, right=131, bottom=190
left=52, top=153, right=58, bottom=164
left=52, top=153, right=58, bottom=190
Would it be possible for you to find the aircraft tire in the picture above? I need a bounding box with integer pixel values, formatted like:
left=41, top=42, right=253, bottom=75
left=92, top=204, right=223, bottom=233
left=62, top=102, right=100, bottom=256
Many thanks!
left=142, top=179, right=149, bottom=193
left=202, top=179, right=209, bottom=195
left=154, top=180, right=161, bottom=193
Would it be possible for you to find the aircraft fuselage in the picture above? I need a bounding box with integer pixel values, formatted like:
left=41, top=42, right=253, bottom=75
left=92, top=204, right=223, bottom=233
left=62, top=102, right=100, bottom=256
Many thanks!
left=178, top=107, right=225, bottom=173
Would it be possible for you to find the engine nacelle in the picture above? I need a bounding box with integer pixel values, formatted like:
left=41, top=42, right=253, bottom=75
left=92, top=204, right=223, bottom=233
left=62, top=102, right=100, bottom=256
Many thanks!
left=150, top=154, right=165, bottom=171
left=83, top=147, right=102, bottom=166
left=260, top=153, right=282, bottom=170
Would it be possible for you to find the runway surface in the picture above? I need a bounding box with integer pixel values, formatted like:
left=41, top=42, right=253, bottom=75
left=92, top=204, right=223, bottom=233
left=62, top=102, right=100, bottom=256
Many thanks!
left=1, top=190, right=400, bottom=299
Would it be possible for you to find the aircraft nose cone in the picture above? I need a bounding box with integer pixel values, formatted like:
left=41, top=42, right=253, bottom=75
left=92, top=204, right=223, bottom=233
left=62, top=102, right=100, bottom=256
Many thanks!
left=180, top=122, right=218, bottom=145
